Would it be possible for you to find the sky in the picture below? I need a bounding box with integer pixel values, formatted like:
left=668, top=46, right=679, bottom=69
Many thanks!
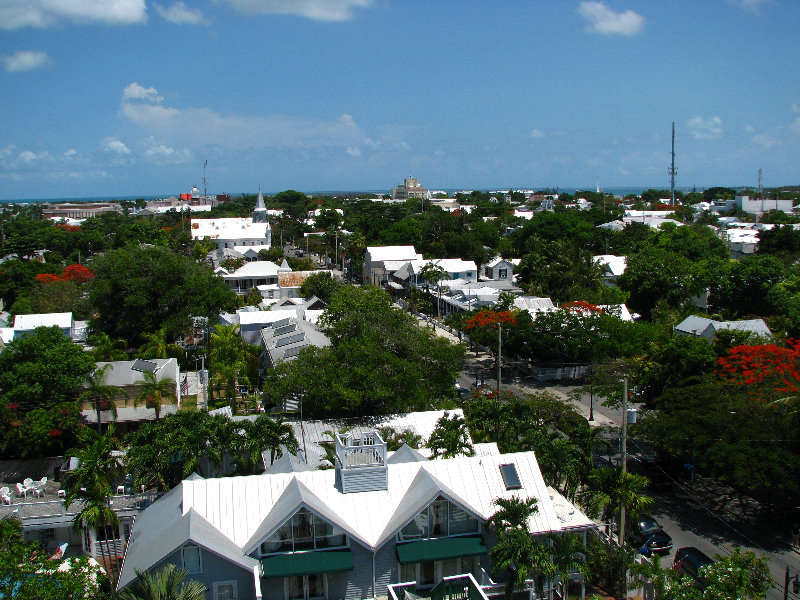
left=1, top=0, right=799, bottom=200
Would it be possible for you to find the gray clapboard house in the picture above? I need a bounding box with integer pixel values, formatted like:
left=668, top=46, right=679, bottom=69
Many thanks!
left=117, top=433, right=594, bottom=600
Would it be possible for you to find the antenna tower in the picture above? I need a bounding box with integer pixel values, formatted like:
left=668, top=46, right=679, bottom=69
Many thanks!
left=203, top=160, right=208, bottom=198
left=669, top=122, right=677, bottom=206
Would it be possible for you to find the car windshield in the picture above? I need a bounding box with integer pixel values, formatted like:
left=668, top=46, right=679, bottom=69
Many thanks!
left=639, top=518, right=659, bottom=534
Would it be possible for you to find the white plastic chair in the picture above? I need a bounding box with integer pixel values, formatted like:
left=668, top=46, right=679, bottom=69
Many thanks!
left=16, top=483, right=27, bottom=498
left=0, top=487, right=10, bottom=505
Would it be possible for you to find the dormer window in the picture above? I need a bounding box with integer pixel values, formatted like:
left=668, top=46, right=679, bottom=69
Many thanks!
left=398, top=497, right=478, bottom=541
left=260, top=510, right=346, bottom=555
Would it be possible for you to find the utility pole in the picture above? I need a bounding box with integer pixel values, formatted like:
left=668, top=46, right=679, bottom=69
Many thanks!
left=669, top=122, right=677, bottom=207
left=497, top=324, right=503, bottom=396
left=620, top=378, right=628, bottom=546
left=200, top=354, right=207, bottom=409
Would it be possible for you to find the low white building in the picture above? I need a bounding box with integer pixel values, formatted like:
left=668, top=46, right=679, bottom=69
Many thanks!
left=192, top=218, right=272, bottom=250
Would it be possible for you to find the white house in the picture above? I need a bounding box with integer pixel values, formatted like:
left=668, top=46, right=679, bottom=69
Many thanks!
left=192, top=218, right=272, bottom=250
left=117, top=435, right=594, bottom=600
left=363, top=246, right=423, bottom=285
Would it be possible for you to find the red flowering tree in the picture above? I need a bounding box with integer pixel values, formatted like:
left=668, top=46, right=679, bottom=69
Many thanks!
left=559, top=300, right=605, bottom=314
left=35, top=273, right=63, bottom=285
left=61, top=263, right=94, bottom=284
left=466, top=309, right=518, bottom=331
left=716, top=340, right=800, bottom=402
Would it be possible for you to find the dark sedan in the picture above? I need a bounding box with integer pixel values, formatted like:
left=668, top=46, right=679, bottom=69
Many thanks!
left=631, top=515, right=673, bottom=555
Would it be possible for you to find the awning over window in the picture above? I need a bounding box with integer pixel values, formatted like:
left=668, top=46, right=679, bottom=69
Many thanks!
left=261, top=549, right=353, bottom=578
left=396, top=536, right=486, bottom=564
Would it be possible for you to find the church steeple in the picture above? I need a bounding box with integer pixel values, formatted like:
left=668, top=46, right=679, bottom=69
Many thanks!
left=253, top=187, right=268, bottom=222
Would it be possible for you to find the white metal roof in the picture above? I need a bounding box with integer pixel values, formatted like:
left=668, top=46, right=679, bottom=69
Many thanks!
left=191, top=218, right=271, bottom=241
left=13, top=312, right=72, bottom=330
left=176, top=450, right=562, bottom=555
left=366, top=246, right=421, bottom=262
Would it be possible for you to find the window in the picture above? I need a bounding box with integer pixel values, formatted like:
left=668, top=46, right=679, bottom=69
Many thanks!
left=260, top=510, right=346, bottom=555
left=214, top=581, right=238, bottom=600
left=286, top=574, right=325, bottom=600
left=498, top=268, right=508, bottom=279
left=398, top=498, right=478, bottom=541
left=499, top=464, right=522, bottom=490
left=401, top=557, right=479, bottom=589
left=182, top=545, right=202, bottom=574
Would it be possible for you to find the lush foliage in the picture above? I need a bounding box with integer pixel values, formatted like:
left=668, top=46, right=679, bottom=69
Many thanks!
left=88, top=245, right=237, bottom=343
left=265, top=286, right=465, bottom=417
left=0, top=517, right=112, bottom=600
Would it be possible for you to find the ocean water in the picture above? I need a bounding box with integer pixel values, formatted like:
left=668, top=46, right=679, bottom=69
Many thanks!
left=0, top=186, right=704, bottom=205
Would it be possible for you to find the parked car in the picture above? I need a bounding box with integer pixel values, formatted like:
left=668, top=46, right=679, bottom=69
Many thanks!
left=673, top=546, right=714, bottom=586
left=631, top=515, right=673, bottom=554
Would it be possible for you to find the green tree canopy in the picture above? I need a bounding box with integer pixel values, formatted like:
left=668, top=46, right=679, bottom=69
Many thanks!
left=0, top=326, right=95, bottom=411
left=266, top=285, right=465, bottom=417
left=88, top=245, right=237, bottom=343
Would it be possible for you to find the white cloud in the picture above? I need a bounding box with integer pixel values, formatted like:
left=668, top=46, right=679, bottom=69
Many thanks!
left=0, top=0, right=147, bottom=30
left=123, top=82, right=163, bottom=103
left=744, top=124, right=755, bottom=133
left=687, top=115, right=724, bottom=139
left=727, top=0, right=772, bottom=12
left=19, top=150, right=37, bottom=163
left=119, top=83, right=365, bottom=151
left=154, top=2, right=206, bottom=25
left=142, top=137, right=193, bottom=165
left=346, top=146, right=361, bottom=157
left=103, top=137, right=131, bottom=155
left=1, top=50, right=51, bottom=72
left=577, top=1, right=645, bottom=36
left=63, top=149, right=78, bottom=158
left=530, top=129, right=545, bottom=139
left=752, top=133, right=781, bottom=148
left=223, top=0, right=373, bottom=22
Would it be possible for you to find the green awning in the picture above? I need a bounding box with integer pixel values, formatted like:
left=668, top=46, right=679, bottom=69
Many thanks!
left=261, top=550, right=353, bottom=578
left=396, top=536, right=486, bottom=564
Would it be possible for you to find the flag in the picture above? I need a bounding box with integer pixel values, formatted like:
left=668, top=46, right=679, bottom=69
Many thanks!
left=181, top=375, right=189, bottom=396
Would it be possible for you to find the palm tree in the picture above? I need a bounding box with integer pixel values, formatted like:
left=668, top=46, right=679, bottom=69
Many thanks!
left=548, top=532, right=589, bottom=599
left=88, top=332, right=127, bottom=361
left=119, top=564, right=207, bottom=600
left=426, top=414, right=474, bottom=458
left=64, top=427, right=124, bottom=584
left=209, top=324, right=255, bottom=407
left=137, top=327, right=182, bottom=360
left=578, top=467, right=653, bottom=539
left=486, top=496, right=555, bottom=599
left=78, top=364, right=120, bottom=433
left=252, top=415, right=299, bottom=466
left=133, top=370, right=176, bottom=421
left=418, top=261, right=450, bottom=320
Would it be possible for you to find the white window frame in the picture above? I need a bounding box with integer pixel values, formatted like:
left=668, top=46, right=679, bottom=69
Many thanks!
left=181, top=545, right=203, bottom=574
left=213, top=580, right=238, bottom=600
left=283, top=573, right=327, bottom=600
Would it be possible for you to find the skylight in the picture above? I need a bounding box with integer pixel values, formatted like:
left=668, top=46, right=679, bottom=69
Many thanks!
left=499, top=463, right=522, bottom=490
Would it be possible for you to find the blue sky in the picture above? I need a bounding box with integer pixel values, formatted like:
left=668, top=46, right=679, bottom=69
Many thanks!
left=1, top=0, right=798, bottom=200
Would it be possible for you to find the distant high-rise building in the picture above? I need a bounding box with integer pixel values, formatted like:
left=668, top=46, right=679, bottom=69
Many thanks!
left=391, top=177, right=429, bottom=201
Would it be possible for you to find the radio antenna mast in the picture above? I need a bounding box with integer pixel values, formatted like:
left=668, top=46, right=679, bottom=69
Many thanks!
left=669, top=122, right=677, bottom=206
left=203, top=160, right=208, bottom=198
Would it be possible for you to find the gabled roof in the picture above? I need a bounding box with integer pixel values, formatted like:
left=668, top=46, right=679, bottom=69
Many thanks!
left=118, top=486, right=259, bottom=589
left=674, top=315, right=714, bottom=336
left=387, top=444, right=428, bottom=464
left=170, top=450, right=563, bottom=554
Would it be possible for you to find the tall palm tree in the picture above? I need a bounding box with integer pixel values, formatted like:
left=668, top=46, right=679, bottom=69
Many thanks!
left=578, top=467, right=653, bottom=535
left=244, top=415, right=299, bottom=467
left=78, top=364, right=120, bottom=433
left=209, top=324, right=255, bottom=406
left=418, top=261, right=450, bottom=320
left=137, top=327, right=182, bottom=360
left=548, top=532, right=589, bottom=599
left=64, top=427, right=124, bottom=584
left=426, top=414, right=474, bottom=458
left=133, top=370, right=176, bottom=421
left=119, top=564, right=207, bottom=600
left=486, top=496, right=555, bottom=599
